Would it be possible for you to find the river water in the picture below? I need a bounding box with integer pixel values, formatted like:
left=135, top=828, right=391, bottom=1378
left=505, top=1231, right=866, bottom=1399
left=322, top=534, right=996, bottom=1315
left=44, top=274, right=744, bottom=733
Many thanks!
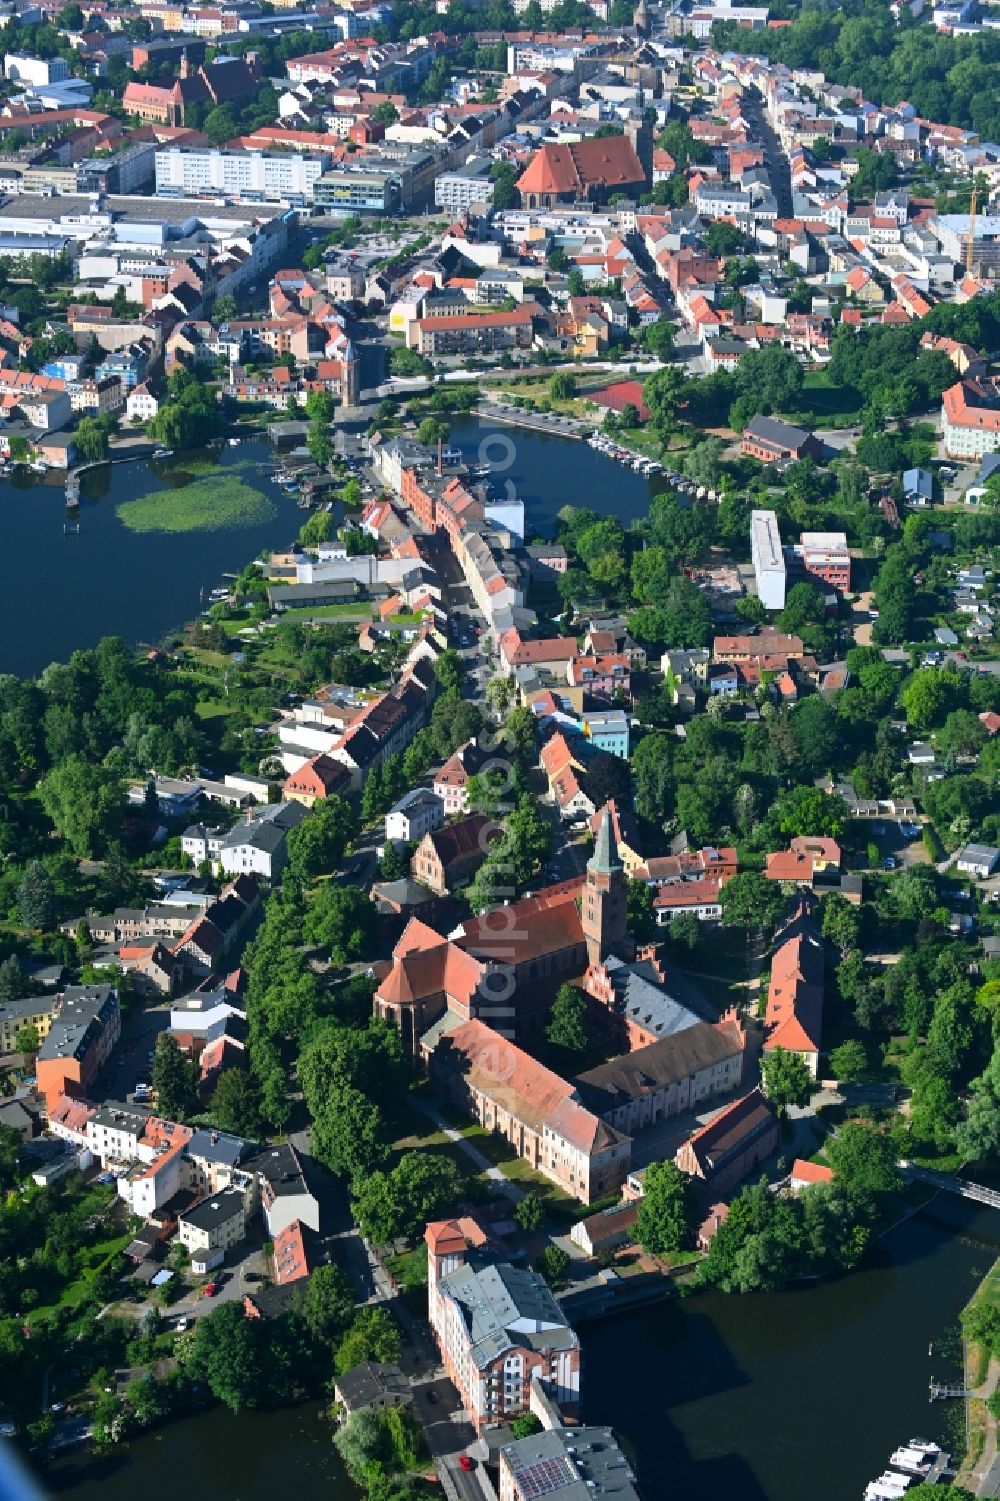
left=447, top=414, right=667, bottom=537
left=0, top=441, right=301, bottom=679
left=2, top=419, right=660, bottom=679
left=44, top=1399, right=355, bottom=1501
left=586, top=1195, right=997, bottom=1501
left=42, top=1197, right=999, bottom=1501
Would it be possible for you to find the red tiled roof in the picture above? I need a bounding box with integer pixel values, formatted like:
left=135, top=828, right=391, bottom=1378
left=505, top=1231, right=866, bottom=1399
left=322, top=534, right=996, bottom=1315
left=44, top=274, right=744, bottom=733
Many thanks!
left=500, top=629, right=579, bottom=668
left=943, top=381, right=1000, bottom=434
left=516, top=135, right=645, bottom=197
left=789, top=1158, right=833, bottom=1185
left=765, top=921, right=823, bottom=1057
left=765, top=849, right=815, bottom=883
left=653, top=877, right=728, bottom=910
left=456, top=879, right=584, bottom=965
left=684, top=1086, right=776, bottom=1173
left=432, top=1017, right=624, bottom=1156
left=273, top=1219, right=314, bottom=1284
left=376, top=927, right=484, bottom=1010
left=424, top=1214, right=489, bottom=1256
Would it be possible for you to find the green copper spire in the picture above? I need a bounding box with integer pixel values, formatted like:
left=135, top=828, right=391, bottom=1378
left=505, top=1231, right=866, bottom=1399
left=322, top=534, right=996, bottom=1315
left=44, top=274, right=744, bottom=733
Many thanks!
left=589, top=804, right=622, bottom=875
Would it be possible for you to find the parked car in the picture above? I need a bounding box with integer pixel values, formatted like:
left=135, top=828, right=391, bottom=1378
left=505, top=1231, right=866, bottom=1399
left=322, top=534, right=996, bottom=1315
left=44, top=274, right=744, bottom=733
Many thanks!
left=459, top=1456, right=475, bottom=1473
left=202, top=1282, right=220, bottom=1298
left=883, top=857, right=897, bottom=870
left=175, top=1317, right=189, bottom=1332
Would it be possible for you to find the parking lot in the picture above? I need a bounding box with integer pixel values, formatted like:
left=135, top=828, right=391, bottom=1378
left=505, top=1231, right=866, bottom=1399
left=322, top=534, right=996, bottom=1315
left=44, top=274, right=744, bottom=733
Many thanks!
left=856, top=817, right=929, bottom=871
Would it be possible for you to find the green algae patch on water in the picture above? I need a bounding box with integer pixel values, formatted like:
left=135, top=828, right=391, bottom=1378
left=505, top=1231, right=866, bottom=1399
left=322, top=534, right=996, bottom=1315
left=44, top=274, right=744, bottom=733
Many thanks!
left=116, top=474, right=278, bottom=534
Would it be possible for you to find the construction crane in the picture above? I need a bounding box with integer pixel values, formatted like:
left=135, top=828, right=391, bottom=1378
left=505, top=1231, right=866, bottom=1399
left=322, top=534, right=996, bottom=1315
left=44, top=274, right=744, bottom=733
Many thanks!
left=965, top=186, right=977, bottom=275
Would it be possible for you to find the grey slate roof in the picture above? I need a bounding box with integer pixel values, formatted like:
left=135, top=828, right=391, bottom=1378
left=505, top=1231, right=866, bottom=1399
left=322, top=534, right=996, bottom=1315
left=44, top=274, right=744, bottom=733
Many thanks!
left=438, top=1260, right=578, bottom=1370
left=186, top=1128, right=254, bottom=1167
left=745, top=413, right=813, bottom=449
left=574, top=1020, right=743, bottom=1115
left=603, top=956, right=706, bottom=1040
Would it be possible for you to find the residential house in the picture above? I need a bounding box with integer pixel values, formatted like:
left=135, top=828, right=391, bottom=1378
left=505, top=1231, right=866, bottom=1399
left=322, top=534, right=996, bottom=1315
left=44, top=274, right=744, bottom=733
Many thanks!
left=539, top=732, right=595, bottom=822
left=581, top=708, right=630, bottom=759
left=215, top=800, right=308, bottom=880
left=433, top=740, right=491, bottom=815
left=498, top=630, right=579, bottom=679
left=411, top=813, right=497, bottom=896
left=787, top=1158, right=834, bottom=1192
left=36, top=985, right=120, bottom=1110
left=0, top=993, right=60, bottom=1054
left=567, top=653, right=631, bottom=700
left=178, top=1186, right=247, bottom=1273
left=765, top=836, right=841, bottom=888
left=942, top=381, right=1000, bottom=460
left=252, top=1140, right=320, bottom=1238
left=764, top=899, right=824, bottom=1076
left=652, top=876, right=729, bottom=923
left=957, top=843, right=1000, bottom=879
left=272, top=1218, right=319, bottom=1287
left=282, top=753, right=352, bottom=806
left=334, top=1363, right=413, bottom=1419
left=385, top=787, right=444, bottom=845
left=126, top=383, right=159, bottom=424
left=903, top=467, right=933, bottom=505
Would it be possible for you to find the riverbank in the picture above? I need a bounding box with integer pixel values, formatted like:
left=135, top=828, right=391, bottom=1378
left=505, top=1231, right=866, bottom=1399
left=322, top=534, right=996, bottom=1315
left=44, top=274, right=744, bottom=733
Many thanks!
left=0, top=440, right=300, bottom=676
left=44, top=1398, right=356, bottom=1501
left=956, top=1257, right=1000, bottom=1492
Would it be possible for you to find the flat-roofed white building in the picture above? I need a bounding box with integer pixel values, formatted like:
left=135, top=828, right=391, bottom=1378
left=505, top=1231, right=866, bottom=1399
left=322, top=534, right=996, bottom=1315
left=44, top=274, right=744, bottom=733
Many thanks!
left=155, top=146, right=329, bottom=207
left=750, top=508, right=786, bottom=610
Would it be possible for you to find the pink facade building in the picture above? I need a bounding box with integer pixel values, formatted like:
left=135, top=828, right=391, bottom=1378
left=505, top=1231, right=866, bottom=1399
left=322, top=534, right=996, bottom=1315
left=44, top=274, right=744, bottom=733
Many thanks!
left=426, top=1218, right=581, bottom=1432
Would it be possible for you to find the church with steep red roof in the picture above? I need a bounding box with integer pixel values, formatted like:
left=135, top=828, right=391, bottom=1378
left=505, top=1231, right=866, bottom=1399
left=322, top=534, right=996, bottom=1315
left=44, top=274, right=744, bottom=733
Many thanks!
left=516, top=135, right=647, bottom=210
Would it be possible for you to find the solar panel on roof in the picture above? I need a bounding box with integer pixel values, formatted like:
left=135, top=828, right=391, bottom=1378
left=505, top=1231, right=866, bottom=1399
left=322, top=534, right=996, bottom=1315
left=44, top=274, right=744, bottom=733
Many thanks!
left=515, top=1455, right=577, bottom=1499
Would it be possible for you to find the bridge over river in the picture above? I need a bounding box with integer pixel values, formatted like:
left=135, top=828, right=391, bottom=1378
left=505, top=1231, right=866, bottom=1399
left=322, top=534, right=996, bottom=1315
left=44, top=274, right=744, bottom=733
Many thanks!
left=901, top=1162, right=1000, bottom=1210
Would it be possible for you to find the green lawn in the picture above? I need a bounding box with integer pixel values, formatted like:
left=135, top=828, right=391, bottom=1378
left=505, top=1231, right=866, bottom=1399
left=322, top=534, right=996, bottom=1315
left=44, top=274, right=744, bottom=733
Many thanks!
left=275, top=603, right=376, bottom=622
left=975, top=1258, right=1000, bottom=1310
left=452, top=1119, right=577, bottom=1208
left=413, top=1097, right=578, bottom=1210
left=194, top=698, right=236, bottom=720
left=386, top=1244, right=428, bottom=1291
left=794, top=370, right=863, bottom=425
left=27, top=1231, right=131, bottom=1325
left=388, top=1100, right=491, bottom=1197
